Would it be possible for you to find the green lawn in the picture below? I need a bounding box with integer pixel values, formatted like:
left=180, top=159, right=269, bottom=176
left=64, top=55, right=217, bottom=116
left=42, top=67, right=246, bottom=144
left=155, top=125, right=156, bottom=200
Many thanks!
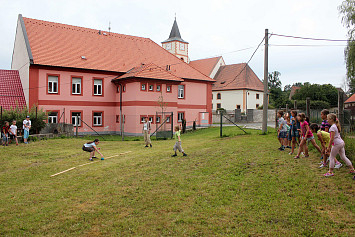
left=0, top=127, right=354, bottom=236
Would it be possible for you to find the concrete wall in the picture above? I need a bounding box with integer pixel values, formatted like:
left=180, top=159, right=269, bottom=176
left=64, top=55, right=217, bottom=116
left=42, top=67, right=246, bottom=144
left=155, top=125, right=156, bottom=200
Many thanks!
left=212, top=109, right=276, bottom=124
left=11, top=17, right=30, bottom=105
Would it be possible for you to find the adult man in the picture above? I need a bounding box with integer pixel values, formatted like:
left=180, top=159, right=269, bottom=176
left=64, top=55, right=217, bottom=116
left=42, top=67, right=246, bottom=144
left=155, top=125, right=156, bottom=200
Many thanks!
left=142, top=117, right=152, bottom=147
left=23, top=116, right=31, bottom=144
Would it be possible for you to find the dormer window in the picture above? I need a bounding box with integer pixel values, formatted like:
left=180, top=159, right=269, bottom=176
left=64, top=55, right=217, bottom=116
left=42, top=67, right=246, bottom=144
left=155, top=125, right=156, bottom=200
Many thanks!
left=166, top=43, right=171, bottom=50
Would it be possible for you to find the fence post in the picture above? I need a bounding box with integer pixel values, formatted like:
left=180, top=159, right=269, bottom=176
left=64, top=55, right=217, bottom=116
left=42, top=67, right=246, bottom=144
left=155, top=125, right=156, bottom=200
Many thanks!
left=306, top=97, right=310, bottom=119
left=171, top=112, right=174, bottom=139
left=338, top=90, right=344, bottom=129
left=220, top=111, right=223, bottom=138
left=76, top=115, right=78, bottom=138
left=285, top=104, right=288, bottom=114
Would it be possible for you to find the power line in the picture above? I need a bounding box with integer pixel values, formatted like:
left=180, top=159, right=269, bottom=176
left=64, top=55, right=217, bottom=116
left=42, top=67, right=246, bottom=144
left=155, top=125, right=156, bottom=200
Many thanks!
left=221, top=36, right=266, bottom=88
left=270, top=33, right=351, bottom=42
left=269, top=44, right=347, bottom=47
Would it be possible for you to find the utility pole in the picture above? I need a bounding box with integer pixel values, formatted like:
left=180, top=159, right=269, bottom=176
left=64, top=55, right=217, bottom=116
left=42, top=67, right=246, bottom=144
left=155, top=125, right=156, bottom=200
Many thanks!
left=262, top=29, right=269, bottom=134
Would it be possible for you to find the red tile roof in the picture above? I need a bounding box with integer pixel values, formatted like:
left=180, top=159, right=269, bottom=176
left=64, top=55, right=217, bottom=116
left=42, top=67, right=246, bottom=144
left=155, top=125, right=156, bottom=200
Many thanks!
left=189, top=56, right=222, bottom=77
left=0, top=70, right=26, bottom=110
left=23, top=17, right=214, bottom=82
left=116, top=63, right=183, bottom=82
left=345, top=94, right=355, bottom=103
left=212, top=63, right=263, bottom=91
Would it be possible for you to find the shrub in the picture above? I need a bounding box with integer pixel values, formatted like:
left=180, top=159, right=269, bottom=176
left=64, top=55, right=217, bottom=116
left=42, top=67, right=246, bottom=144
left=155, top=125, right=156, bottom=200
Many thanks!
left=344, top=135, right=355, bottom=163
left=0, top=106, right=47, bottom=134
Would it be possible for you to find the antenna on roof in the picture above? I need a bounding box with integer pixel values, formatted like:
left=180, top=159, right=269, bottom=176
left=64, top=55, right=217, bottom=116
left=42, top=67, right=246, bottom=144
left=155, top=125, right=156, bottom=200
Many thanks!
left=108, top=21, right=111, bottom=33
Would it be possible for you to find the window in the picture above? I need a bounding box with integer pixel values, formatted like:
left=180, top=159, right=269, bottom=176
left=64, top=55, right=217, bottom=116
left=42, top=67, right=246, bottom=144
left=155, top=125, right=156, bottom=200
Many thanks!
left=156, top=116, right=161, bottom=123
left=256, top=104, right=259, bottom=108
left=72, top=77, right=81, bottom=95
left=217, top=93, right=221, bottom=99
left=156, top=85, right=161, bottom=92
left=48, top=75, right=58, bottom=93
left=180, top=43, right=185, bottom=50
left=48, top=112, right=58, bottom=123
left=178, top=85, right=185, bottom=99
left=166, top=116, right=171, bottom=123
left=166, top=85, right=171, bottom=92
left=256, top=94, right=260, bottom=99
left=237, top=105, right=241, bottom=109
left=140, top=115, right=147, bottom=124
left=116, top=115, right=126, bottom=123
left=166, top=43, right=171, bottom=50
left=72, top=112, right=81, bottom=127
left=93, top=112, right=103, bottom=126
left=178, top=112, right=185, bottom=122
left=149, top=84, right=154, bottom=91
left=217, top=103, right=221, bottom=109
left=141, top=83, right=146, bottom=91
left=148, top=116, right=154, bottom=123
left=94, top=79, right=102, bottom=95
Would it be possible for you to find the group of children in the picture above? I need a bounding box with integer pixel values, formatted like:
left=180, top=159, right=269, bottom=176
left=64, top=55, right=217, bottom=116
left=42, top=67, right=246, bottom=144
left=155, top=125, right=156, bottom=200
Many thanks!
left=277, top=109, right=355, bottom=177
left=82, top=119, right=187, bottom=160
left=1, top=116, right=31, bottom=146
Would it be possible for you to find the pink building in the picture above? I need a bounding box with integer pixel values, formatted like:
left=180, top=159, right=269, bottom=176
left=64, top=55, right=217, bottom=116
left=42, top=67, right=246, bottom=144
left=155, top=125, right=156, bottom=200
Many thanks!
left=11, top=15, right=214, bottom=135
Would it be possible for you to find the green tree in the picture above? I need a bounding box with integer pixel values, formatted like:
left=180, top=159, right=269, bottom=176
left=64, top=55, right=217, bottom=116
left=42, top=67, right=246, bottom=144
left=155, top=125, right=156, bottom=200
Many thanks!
left=268, top=71, right=281, bottom=89
left=339, top=0, right=355, bottom=93
left=291, top=83, right=338, bottom=107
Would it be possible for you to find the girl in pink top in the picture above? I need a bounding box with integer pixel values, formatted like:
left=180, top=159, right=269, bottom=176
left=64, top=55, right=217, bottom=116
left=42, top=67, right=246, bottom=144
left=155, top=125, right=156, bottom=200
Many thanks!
left=294, top=113, right=321, bottom=159
left=324, top=114, right=355, bottom=177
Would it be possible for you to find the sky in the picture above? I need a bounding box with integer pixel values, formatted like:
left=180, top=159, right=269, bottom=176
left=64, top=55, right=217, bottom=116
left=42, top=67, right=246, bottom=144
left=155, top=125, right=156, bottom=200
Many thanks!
left=0, top=0, right=350, bottom=89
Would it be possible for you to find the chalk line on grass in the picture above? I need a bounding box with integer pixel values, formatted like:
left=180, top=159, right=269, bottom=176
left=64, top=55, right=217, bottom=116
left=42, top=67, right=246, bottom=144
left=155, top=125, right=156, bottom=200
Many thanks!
left=50, top=151, right=132, bottom=177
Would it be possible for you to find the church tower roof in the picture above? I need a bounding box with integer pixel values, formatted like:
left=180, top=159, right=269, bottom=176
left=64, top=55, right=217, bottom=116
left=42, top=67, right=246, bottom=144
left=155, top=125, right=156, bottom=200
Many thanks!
left=162, top=18, right=188, bottom=43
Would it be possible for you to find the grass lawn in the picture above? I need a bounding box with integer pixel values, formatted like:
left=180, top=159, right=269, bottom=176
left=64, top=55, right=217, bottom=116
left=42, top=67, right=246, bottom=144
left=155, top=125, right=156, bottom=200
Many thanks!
left=0, top=127, right=354, bottom=236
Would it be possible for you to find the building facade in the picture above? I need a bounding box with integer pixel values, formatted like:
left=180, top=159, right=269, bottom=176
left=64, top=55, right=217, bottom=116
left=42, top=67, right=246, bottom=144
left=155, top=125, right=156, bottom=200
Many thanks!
left=12, top=15, right=214, bottom=135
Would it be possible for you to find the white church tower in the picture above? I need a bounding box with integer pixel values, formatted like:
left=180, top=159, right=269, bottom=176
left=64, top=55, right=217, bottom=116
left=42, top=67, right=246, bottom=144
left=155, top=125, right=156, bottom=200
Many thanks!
left=162, top=18, right=189, bottom=63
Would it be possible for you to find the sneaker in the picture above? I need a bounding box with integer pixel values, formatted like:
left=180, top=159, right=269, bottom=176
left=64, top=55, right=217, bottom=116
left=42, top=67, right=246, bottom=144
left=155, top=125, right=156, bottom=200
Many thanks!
left=319, top=163, right=326, bottom=168
left=286, top=146, right=292, bottom=149
left=288, top=152, right=293, bottom=155
left=320, top=156, right=323, bottom=160
left=349, top=169, right=355, bottom=174
left=145, top=145, right=149, bottom=147
left=183, top=153, right=187, bottom=156
left=324, top=172, right=334, bottom=177
left=89, top=158, right=94, bottom=161
left=91, top=156, right=97, bottom=159
left=334, top=163, right=343, bottom=169
left=294, top=155, right=300, bottom=159
left=150, top=144, right=152, bottom=147
left=278, top=147, right=285, bottom=151
left=171, top=154, right=177, bottom=157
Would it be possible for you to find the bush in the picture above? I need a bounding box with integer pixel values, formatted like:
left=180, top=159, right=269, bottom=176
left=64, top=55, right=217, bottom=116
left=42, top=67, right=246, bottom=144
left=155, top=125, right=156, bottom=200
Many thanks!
left=0, top=106, right=47, bottom=134
left=344, top=135, right=355, bottom=163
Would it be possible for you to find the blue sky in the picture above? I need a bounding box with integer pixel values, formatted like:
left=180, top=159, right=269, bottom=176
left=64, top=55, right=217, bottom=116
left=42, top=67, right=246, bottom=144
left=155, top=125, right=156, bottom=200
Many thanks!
left=0, top=0, right=349, bottom=89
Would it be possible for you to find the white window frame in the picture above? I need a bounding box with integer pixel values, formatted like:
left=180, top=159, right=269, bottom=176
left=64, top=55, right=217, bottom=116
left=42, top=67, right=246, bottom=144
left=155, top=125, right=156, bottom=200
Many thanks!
left=48, top=76, right=58, bottom=94
left=72, top=78, right=81, bottom=95
left=178, top=112, right=184, bottom=122
left=72, top=112, right=81, bottom=127
left=180, top=43, right=185, bottom=50
left=156, top=116, right=160, bottom=123
left=94, top=79, right=102, bottom=95
left=93, top=112, right=102, bottom=126
left=141, top=116, right=146, bottom=123
left=166, top=116, right=170, bottom=123
left=157, top=85, right=161, bottom=92
left=166, top=43, right=171, bottom=50
left=149, top=116, right=154, bottom=123
left=167, top=85, right=171, bottom=92
left=178, top=85, right=185, bottom=99
left=141, top=84, right=146, bottom=91
left=48, top=112, right=58, bottom=124
left=149, top=85, right=154, bottom=91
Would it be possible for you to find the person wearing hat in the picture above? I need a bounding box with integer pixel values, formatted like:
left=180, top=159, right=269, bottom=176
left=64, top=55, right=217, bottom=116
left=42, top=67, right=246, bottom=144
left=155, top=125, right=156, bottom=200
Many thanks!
left=23, top=116, right=31, bottom=144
